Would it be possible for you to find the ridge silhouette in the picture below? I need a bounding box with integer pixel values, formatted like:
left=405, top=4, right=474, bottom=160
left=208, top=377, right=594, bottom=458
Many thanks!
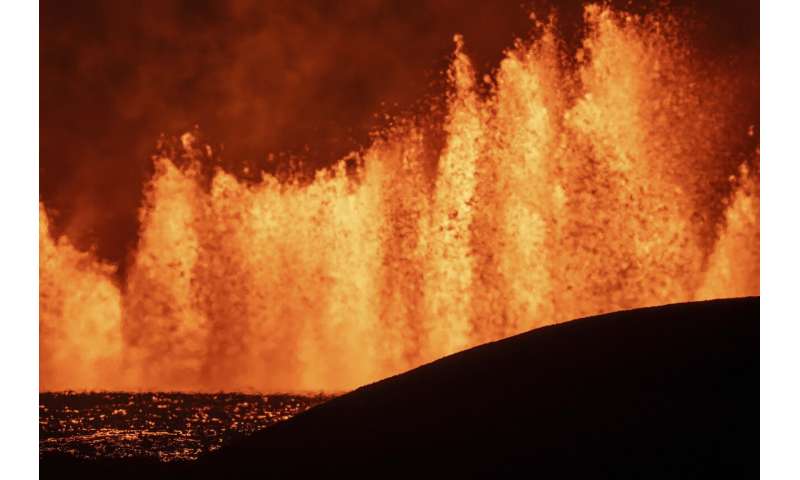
left=41, top=297, right=759, bottom=478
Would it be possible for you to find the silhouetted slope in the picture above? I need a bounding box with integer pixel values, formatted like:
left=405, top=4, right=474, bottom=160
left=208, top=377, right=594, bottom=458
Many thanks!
left=196, top=297, right=758, bottom=477
left=40, top=297, right=758, bottom=478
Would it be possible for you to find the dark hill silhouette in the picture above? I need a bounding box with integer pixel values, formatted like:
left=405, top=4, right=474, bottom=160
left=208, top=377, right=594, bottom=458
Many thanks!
left=41, top=297, right=759, bottom=478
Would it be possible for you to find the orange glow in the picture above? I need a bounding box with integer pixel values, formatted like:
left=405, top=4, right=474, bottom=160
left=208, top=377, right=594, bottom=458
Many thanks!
left=39, top=6, right=759, bottom=392
left=39, top=203, right=125, bottom=391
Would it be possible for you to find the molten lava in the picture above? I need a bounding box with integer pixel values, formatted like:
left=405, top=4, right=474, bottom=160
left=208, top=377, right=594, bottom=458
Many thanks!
left=40, top=6, right=759, bottom=392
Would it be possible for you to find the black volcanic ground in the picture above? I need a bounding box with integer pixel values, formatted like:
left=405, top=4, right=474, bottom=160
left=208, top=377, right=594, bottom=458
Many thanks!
left=41, top=297, right=759, bottom=478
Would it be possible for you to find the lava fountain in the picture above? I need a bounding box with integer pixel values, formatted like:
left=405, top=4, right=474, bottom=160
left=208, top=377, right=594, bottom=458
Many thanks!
left=40, top=6, right=759, bottom=392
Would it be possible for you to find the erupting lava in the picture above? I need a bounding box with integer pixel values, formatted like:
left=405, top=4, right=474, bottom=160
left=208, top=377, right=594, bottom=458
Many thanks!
left=40, top=6, right=759, bottom=392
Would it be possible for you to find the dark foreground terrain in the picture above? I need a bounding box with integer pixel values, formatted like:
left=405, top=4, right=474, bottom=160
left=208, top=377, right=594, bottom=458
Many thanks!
left=41, top=297, right=759, bottom=478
